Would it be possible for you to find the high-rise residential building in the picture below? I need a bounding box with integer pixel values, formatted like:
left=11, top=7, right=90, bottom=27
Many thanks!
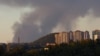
left=55, top=30, right=91, bottom=44
left=74, top=30, right=83, bottom=41
left=94, top=35, right=98, bottom=40
left=55, top=33, right=60, bottom=44
left=92, top=30, right=100, bottom=40
left=68, top=31, right=74, bottom=42
left=55, top=32, right=69, bottom=44
left=84, top=31, right=90, bottom=40
left=81, top=32, right=85, bottom=40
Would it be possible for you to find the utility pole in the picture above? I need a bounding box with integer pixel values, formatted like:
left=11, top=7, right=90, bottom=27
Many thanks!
left=18, top=36, right=20, bottom=44
left=7, top=41, right=10, bottom=52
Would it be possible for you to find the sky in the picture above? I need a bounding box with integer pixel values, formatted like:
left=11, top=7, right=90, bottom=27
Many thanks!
left=0, top=0, right=100, bottom=43
left=0, top=5, right=32, bottom=43
left=0, top=5, right=20, bottom=43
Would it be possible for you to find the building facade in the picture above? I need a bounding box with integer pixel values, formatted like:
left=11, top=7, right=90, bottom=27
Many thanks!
left=74, top=30, right=83, bottom=41
left=55, top=30, right=90, bottom=44
left=84, top=31, right=90, bottom=40
left=68, top=31, right=74, bottom=42
left=55, top=32, right=69, bottom=44
left=92, top=30, right=100, bottom=40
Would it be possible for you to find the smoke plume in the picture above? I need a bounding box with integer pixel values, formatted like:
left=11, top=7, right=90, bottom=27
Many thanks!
left=1, top=0, right=100, bottom=42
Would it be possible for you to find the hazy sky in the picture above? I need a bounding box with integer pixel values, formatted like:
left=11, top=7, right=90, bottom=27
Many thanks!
left=0, top=5, right=20, bottom=43
left=0, top=5, right=32, bottom=43
left=0, top=0, right=100, bottom=43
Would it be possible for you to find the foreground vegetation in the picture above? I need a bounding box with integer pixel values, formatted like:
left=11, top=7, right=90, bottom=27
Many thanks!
left=0, top=39, right=100, bottom=56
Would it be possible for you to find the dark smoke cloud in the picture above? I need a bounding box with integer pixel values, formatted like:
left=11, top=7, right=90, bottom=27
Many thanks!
left=0, top=0, right=100, bottom=42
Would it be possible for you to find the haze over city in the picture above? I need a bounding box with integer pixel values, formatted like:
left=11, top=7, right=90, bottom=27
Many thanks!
left=0, top=0, right=100, bottom=43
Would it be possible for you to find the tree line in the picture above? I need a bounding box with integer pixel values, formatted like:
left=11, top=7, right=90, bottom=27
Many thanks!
left=0, top=39, right=100, bottom=56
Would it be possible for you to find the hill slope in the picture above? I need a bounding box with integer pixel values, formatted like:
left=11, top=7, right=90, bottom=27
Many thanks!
left=32, top=33, right=57, bottom=46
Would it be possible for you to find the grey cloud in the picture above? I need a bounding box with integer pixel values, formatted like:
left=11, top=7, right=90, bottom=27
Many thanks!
left=1, top=0, right=100, bottom=42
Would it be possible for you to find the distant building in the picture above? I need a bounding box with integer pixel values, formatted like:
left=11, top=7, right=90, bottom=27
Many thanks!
left=55, top=30, right=91, bottom=44
left=84, top=31, right=90, bottom=40
left=81, top=32, right=85, bottom=40
left=55, top=32, right=69, bottom=44
left=46, top=43, right=56, bottom=46
left=55, top=33, right=60, bottom=44
left=68, top=31, right=74, bottom=42
left=74, top=30, right=84, bottom=41
left=92, top=30, right=100, bottom=40
left=94, top=35, right=98, bottom=40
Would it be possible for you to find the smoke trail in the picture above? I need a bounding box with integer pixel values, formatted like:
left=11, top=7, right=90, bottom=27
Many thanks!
left=1, top=0, right=100, bottom=42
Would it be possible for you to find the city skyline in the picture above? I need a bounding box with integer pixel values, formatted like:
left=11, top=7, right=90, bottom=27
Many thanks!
left=0, top=0, right=100, bottom=43
left=0, top=29, right=100, bottom=43
left=54, top=30, right=100, bottom=44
